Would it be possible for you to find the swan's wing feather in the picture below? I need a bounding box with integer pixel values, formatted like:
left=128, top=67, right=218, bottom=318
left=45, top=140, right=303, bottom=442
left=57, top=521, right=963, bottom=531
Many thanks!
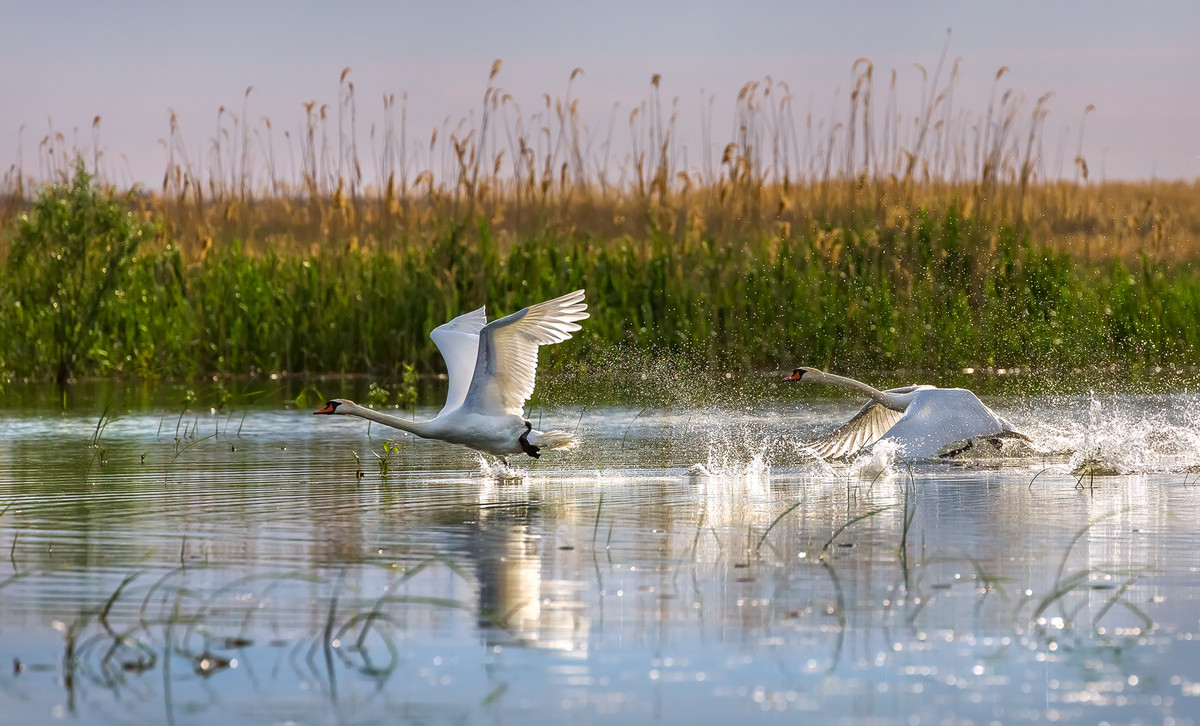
left=462, top=290, right=589, bottom=416
left=429, top=305, right=487, bottom=415
left=806, top=400, right=905, bottom=459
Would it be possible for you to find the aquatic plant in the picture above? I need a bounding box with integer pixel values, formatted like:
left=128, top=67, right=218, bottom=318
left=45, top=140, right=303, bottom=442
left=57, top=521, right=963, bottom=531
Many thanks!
left=373, top=438, right=402, bottom=476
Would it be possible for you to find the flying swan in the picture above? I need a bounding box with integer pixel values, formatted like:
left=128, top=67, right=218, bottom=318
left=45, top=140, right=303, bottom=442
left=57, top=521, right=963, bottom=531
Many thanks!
left=783, top=367, right=1030, bottom=460
left=315, top=290, right=589, bottom=462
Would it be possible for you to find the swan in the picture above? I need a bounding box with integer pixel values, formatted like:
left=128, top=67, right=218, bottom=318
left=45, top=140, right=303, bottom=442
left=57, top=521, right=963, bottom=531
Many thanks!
left=783, top=367, right=1030, bottom=460
left=314, top=290, right=588, bottom=462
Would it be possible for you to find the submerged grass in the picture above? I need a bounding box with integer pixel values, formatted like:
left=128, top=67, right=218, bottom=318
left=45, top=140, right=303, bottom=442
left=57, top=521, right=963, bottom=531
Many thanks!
left=2, top=58, right=1199, bottom=384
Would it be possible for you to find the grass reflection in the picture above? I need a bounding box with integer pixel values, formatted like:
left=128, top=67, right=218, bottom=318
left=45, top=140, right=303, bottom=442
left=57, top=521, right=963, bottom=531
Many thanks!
left=21, top=556, right=481, bottom=721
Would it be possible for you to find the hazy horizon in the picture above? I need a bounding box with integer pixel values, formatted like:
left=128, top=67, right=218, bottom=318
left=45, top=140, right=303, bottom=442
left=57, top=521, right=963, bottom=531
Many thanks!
left=3, top=1, right=1197, bottom=189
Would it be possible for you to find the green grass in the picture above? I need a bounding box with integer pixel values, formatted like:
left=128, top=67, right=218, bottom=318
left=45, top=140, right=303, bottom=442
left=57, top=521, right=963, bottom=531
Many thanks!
left=3, top=51, right=1200, bottom=386
left=3, top=184, right=1200, bottom=385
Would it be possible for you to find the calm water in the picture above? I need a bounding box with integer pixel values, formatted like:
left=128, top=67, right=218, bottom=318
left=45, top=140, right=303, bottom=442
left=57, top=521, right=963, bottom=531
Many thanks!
left=2, top=381, right=1200, bottom=725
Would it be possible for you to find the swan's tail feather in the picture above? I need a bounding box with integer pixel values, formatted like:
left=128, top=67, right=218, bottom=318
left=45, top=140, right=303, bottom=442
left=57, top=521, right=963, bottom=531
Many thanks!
left=529, top=429, right=580, bottom=451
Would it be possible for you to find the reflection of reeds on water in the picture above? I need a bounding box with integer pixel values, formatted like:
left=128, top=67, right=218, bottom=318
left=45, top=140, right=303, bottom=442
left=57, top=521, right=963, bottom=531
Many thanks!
left=688, top=477, right=1156, bottom=672
left=0, top=476, right=598, bottom=711
left=5, top=541, right=591, bottom=713
left=15, top=559, right=480, bottom=714
left=1020, top=510, right=1154, bottom=652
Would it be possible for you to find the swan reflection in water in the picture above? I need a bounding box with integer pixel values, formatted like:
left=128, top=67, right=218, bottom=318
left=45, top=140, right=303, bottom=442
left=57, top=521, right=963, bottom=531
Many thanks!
left=455, top=479, right=589, bottom=655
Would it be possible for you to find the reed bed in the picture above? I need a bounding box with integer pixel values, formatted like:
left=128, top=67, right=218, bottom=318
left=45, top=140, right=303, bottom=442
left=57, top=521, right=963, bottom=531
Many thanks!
left=2, top=200, right=1197, bottom=382
left=1, top=60, right=1198, bottom=383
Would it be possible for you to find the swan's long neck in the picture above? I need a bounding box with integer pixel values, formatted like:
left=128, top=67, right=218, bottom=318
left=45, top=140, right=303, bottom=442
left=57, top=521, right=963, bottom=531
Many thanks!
left=340, top=402, right=437, bottom=437
left=804, top=370, right=907, bottom=411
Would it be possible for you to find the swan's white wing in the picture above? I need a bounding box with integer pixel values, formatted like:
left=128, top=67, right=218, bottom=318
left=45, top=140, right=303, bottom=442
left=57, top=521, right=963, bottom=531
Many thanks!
left=803, top=386, right=925, bottom=459
left=461, top=290, right=589, bottom=416
left=883, top=388, right=1030, bottom=458
left=429, top=305, right=487, bottom=415
left=806, top=400, right=905, bottom=459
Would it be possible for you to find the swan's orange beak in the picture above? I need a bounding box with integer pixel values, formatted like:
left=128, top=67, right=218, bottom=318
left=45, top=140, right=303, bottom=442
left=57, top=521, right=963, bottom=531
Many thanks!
left=782, top=369, right=804, bottom=382
left=313, top=402, right=337, bottom=415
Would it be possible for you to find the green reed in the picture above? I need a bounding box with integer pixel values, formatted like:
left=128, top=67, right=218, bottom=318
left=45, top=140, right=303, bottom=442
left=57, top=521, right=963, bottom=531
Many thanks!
left=4, top=161, right=155, bottom=385
left=3, top=197, right=1200, bottom=385
left=3, top=56, right=1199, bottom=386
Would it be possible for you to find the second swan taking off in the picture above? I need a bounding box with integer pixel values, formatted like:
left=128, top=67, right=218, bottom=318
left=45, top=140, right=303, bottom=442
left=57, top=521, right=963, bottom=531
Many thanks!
left=784, top=367, right=1030, bottom=460
left=314, top=290, right=589, bottom=461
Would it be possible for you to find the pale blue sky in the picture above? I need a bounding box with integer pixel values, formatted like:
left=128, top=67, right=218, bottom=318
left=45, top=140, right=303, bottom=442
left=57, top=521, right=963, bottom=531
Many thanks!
left=3, top=1, right=1197, bottom=187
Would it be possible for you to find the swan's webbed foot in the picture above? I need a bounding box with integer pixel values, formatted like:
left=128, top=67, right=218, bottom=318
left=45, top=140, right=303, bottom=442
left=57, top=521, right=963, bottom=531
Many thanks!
left=938, top=440, right=973, bottom=459
left=519, top=420, right=541, bottom=459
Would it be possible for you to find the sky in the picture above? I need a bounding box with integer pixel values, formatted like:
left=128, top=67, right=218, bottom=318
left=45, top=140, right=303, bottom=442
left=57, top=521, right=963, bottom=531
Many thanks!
left=2, top=0, right=1198, bottom=189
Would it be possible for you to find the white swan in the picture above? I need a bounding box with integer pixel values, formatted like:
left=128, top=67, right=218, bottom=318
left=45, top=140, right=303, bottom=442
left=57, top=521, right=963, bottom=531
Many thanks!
left=314, top=290, right=588, bottom=461
left=783, top=367, right=1029, bottom=460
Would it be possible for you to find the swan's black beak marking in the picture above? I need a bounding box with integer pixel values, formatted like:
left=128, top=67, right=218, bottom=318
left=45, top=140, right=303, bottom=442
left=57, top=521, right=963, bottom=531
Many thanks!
left=783, top=368, right=805, bottom=382
left=313, top=401, right=339, bottom=415
left=519, top=420, right=541, bottom=458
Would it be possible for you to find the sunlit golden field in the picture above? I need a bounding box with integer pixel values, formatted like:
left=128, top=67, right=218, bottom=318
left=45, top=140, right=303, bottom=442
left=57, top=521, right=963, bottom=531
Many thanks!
left=3, top=63, right=1196, bottom=261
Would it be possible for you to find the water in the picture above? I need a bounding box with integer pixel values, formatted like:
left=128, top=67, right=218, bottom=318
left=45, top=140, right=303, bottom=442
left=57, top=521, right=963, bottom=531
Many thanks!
left=2, top=381, right=1200, bottom=725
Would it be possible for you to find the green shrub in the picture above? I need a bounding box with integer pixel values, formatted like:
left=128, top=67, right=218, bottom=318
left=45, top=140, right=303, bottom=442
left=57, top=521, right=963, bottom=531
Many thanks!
left=4, top=160, right=155, bottom=384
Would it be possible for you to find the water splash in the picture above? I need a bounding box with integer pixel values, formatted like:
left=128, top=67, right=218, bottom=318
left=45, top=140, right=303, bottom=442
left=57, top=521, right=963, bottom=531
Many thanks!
left=559, top=388, right=1200, bottom=478
left=847, top=439, right=906, bottom=478
left=476, top=456, right=531, bottom=482
left=697, top=439, right=774, bottom=479
left=796, top=447, right=840, bottom=478
left=684, top=409, right=785, bottom=480
left=1020, top=390, right=1200, bottom=474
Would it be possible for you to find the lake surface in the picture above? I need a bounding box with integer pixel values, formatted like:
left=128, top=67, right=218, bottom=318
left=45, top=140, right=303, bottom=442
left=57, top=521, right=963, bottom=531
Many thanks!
left=2, top=378, right=1200, bottom=725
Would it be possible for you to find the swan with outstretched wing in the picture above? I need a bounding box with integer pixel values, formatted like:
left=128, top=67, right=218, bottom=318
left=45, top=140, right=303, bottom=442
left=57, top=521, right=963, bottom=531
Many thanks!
left=784, top=367, right=1030, bottom=460
left=315, top=291, right=588, bottom=461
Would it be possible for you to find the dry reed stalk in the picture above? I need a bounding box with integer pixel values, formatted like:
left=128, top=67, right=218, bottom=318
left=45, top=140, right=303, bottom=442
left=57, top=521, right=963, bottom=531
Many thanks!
left=2, top=61, right=1197, bottom=265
